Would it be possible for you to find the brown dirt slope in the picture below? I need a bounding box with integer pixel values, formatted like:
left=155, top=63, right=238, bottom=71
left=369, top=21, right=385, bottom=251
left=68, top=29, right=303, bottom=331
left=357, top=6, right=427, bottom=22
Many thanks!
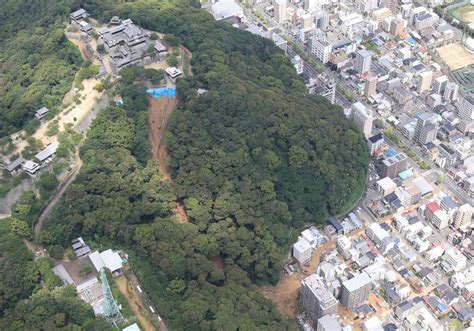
left=148, top=96, right=189, bottom=223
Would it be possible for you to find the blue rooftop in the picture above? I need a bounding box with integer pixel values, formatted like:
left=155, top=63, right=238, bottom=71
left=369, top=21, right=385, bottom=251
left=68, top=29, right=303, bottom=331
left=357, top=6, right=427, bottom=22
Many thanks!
left=328, top=218, right=343, bottom=231
left=398, top=168, right=413, bottom=180
left=387, top=149, right=397, bottom=157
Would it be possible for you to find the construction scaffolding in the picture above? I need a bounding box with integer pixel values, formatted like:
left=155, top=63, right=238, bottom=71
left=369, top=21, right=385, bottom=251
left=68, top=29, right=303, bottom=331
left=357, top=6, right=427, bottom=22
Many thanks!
left=100, top=268, right=124, bottom=328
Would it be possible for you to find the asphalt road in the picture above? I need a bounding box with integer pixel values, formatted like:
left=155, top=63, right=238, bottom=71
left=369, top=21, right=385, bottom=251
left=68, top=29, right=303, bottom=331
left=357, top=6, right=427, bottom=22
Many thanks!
left=124, top=268, right=168, bottom=331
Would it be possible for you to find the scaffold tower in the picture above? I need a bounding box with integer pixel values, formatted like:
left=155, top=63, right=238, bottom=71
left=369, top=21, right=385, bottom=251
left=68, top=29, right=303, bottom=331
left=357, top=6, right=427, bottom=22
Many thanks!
left=100, top=268, right=124, bottom=327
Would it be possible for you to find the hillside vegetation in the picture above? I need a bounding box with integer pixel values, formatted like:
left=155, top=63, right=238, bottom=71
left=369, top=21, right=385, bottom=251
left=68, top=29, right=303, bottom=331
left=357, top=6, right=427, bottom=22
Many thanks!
left=0, top=0, right=82, bottom=137
left=36, top=0, right=369, bottom=329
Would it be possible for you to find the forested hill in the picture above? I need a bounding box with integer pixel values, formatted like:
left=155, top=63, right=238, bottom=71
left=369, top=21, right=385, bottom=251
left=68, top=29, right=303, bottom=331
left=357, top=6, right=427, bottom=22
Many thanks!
left=0, top=0, right=82, bottom=137
left=80, top=0, right=369, bottom=277
left=35, top=0, right=369, bottom=329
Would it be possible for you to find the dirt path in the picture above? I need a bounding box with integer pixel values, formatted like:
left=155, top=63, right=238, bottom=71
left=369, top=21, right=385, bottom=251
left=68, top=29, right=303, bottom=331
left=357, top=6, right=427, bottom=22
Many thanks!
left=148, top=96, right=189, bottom=223
left=179, top=45, right=193, bottom=76
left=33, top=153, right=83, bottom=241
left=115, top=275, right=157, bottom=331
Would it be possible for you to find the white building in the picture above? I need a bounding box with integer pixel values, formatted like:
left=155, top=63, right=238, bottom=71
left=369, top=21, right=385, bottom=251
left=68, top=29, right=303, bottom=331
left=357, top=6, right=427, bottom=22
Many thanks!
left=274, top=0, right=287, bottom=24
left=443, top=81, right=459, bottom=102
left=443, top=247, right=467, bottom=272
left=22, top=160, right=40, bottom=175
left=337, top=236, right=351, bottom=254
left=454, top=203, right=473, bottom=229
left=89, top=249, right=124, bottom=276
left=377, top=177, right=397, bottom=196
left=366, top=223, right=391, bottom=253
left=351, top=102, right=374, bottom=139
left=299, top=226, right=327, bottom=249
left=432, top=75, right=448, bottom=95
left=311, top=37, right=332, bottom=63
left=425, top=246, right=444, bottom=262
left=293, top=238, right=312, bottom=265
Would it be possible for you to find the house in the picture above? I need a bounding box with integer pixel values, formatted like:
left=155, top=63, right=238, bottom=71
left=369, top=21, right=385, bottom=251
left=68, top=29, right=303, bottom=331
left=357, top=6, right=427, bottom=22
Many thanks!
left=70, top=8, right=89, bottom=22
left=165, top=67, right=182, bottom=81
left=22, top=160, right=40, bottom=175
left=88, top=249, right=124, bottom=276
left=6, top=157, right=23, bottom=172
left=71, top=237, right=91, bottom=258
left=78, top=20, right=93, bottom=34
left=35, top=142, right=59, bottom=163
left=328, top=217, right=344, bottom=234
left=154, top=41, right=167, bottom=59
left=52, top=264, right=75, bottom=286
left=35, top=107, right=49, bottom=120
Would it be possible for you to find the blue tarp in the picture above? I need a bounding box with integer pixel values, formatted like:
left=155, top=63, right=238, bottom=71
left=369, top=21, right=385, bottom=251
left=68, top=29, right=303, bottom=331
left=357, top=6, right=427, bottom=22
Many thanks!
left=146, top=87, right=176, bottom=98
left=407, top=37, right=417, bottom=45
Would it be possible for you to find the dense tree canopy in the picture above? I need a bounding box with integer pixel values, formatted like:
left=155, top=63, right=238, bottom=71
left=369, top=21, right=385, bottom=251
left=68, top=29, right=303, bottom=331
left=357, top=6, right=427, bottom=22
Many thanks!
left=0, top=286, right=111, bottom=330
left=0, top=0, right=82, bottom=137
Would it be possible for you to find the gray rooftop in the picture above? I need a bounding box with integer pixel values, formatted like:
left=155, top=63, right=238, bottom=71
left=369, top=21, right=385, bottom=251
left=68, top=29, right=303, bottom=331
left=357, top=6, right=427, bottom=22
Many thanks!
left=343, top=272, right=372, bottom=292
left=35, top=142, right=59, bottom=162
left=6, top=157, right=23, bottom=171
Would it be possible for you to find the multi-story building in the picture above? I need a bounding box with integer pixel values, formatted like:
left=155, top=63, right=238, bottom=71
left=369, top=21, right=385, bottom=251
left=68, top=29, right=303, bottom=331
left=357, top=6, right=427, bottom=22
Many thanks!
left=291, top=55, right=304, bottom=75
left=377, top=177, right=397, bottom=196
left=417, top=123, right=438, bottom=145
left=310, top=36, right=332, bottom=63
left=458, top=94, right=474, bottom=121
left=443, top=81, right=459, bottom=102
left=368, top=133, right=384, bottom=155
left=432, top=209, right=449, bottom=229
left=336, top=236, right=351, bottom=254
left=317, top=314, right=342, bottom=331
left=314, top=10, right=329, bottom=29
left=274, top=0, right=287, bottom=24
left=355, top=49, right=372, bottom=76
left=366, top=223, right=390, bottom=251
left=426, top=94, right=442, bottom=109
left=432, top=75, right=448, bottom=95
left=340, top=272, right=373, bottom=309
left=301, top=13, right=314, bottom=29
left=463, top=176, right=474, bottom=198
left=307, top=75, right=336, bottom=104
left=417, top=70, right=433, bottom=93
left=454, top=203, right=473, bottom=229
left=393, top=86, right=414, bottom=106
left=390, top=18, right=404, bottom=36
left=414, top=12, right=437, bottom=30
left=301, top=274, right=338, bottom=323
left=293, top=238, right=312, bottom=265
left=424, top=202, right=449, bottom=229
left=365, top=74, right=378, bottom=98
left=351, top=102, right=374, bottom=139
left=414, top=112, right=438, bottom=145
left=380, top=153, right=408, bottom=178
left=443, top=247, right=467, bottom=272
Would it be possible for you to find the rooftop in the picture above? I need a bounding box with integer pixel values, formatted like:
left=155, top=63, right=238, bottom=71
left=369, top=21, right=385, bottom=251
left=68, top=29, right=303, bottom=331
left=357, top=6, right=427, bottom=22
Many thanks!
left=35, top=142, right=59, bottom=162
left=343, top=272, right=372, bottom=292
left=302, top=274, right=338, bottom=308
